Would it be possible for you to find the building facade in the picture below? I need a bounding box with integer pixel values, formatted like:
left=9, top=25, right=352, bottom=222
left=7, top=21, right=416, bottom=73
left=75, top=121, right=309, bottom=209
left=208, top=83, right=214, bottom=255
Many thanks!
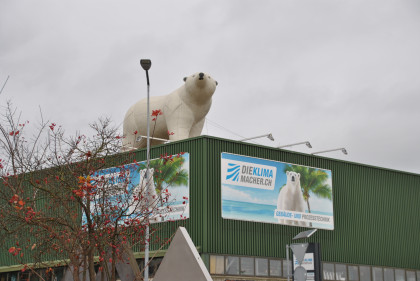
left=1, top=136, right=419, bottom=281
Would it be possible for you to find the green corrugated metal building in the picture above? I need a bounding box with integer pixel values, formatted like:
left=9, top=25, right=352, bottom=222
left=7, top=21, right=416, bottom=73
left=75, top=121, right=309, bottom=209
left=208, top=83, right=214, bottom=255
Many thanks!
left=1, top=136, right=420, bottom=281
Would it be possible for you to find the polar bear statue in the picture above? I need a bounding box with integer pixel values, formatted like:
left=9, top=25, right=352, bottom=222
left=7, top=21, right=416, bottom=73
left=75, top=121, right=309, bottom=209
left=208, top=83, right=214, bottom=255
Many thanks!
left=277, top=171, right=308, bottom=227
left=122, top=72, right=218, bottom=150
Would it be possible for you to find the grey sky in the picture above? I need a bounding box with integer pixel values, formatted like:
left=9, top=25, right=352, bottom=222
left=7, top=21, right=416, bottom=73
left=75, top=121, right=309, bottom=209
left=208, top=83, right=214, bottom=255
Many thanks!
left=1, top=0, right=419, bottom=173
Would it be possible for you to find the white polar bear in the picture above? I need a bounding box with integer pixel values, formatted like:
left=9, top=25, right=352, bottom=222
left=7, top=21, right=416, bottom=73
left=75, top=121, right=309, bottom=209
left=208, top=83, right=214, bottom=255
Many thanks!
left=277, top=171, right=308, bottom=227
left=122, top=72, right=217, bottom=150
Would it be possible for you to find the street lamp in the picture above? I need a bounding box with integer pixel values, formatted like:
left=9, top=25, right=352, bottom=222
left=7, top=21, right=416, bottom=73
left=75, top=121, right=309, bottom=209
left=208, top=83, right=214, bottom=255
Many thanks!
left=239, top=133, right=275, bottom=142
left=312, top=148, right=348, bottom=155
left=278, top=141, right=312, bottom=149
left=140, top=59, right=151, bottom=281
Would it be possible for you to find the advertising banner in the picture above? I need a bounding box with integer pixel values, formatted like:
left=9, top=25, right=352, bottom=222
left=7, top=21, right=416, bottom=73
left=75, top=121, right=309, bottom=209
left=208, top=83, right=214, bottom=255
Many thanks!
left=83, top=153, right=189, bottom=225
left=221, top=153, right=334, bottom=230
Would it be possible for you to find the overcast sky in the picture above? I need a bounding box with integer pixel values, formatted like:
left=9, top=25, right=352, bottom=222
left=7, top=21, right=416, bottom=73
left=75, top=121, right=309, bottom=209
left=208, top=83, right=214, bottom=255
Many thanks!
left=1, top=0, right=419, bottom=174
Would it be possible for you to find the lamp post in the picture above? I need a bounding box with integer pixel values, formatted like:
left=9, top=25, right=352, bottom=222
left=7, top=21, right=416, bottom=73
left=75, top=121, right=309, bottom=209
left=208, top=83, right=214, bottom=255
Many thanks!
left=278, top=141, right=312, bottom=149
left=140, top=59, right=151, bottom=281
left=312, top=148, right=347, bottom=155
left=239, top=133, right=275, bottom=142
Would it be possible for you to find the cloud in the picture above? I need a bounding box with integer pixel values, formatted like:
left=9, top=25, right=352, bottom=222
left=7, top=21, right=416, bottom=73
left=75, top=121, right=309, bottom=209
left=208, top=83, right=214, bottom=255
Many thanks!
left=1, top=0, right=419, bottom=174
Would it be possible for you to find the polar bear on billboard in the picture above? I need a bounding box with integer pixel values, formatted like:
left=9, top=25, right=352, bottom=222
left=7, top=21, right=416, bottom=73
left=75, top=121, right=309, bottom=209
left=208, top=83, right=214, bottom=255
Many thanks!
left=277, top=171, right=308, bottom=227
left=122, top=72, right=218, bottom=150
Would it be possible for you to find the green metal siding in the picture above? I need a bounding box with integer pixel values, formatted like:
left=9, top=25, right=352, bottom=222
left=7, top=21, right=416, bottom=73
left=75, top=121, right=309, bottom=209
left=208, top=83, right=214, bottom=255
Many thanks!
left=1, top=136, right=419, bottom=271
left=198, top=136, right=420, bottom=270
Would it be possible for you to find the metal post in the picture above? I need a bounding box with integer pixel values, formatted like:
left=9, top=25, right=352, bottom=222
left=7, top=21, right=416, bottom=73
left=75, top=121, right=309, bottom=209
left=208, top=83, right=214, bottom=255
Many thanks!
left=140, top=59, right=151, bottom=281
left=286, top=244, right=290, bottom=281
left=239, top=133, right=274, bottom=142
left=312, top=147, right=347, bottom=155
left=278, top=141, right=312, bottom=149
left=144, top=79, right=150, bottom=281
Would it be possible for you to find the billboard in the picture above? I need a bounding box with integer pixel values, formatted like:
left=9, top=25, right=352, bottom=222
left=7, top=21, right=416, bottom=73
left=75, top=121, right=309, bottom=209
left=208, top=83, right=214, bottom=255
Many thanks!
left=221, top=153, right=333, bottom=230
left=83, top=153, right=189, bottom=225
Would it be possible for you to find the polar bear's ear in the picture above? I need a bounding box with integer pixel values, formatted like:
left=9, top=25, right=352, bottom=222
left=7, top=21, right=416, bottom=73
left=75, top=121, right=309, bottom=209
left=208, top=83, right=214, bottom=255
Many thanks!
left=297, top=173, right=300, bottom=178
left=286, top=171, right=290, bottom=176
left=183, top=77, right=187, bottom=82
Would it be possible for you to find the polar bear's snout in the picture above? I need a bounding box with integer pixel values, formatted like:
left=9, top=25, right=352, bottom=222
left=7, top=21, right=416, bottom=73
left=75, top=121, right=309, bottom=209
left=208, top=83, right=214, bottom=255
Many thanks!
left=199, top=72, right=205, bottom=80
left=291, top=175, right=296, bottom=182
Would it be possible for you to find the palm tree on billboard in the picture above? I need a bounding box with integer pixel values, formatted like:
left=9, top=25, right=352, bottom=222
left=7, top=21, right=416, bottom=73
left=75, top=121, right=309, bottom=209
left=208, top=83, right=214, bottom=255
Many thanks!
left=283, top=165, right=332, bottom=214
left=138, top=155, right=188, bottom=204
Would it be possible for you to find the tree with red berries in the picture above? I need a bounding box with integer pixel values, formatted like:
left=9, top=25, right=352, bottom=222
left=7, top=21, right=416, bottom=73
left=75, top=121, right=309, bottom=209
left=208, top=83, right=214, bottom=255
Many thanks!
left=0, top=101, right=187, bottom=281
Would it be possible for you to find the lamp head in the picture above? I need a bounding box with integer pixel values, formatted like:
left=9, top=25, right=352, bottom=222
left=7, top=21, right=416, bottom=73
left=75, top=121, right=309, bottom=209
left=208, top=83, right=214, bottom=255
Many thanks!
left=305, top=142, right=312, bottom=148
left=140, top=59, right=152, bottom=71
left=342, top=148, right=348, bottom=155
left=267, top=134, right=274, bottom=141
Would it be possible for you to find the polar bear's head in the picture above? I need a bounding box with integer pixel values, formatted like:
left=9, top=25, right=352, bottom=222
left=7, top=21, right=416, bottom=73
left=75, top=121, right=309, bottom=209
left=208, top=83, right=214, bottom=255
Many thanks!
left=183, top=72, right=218, bottom=101
left=286, top=171, right=301, bottom=188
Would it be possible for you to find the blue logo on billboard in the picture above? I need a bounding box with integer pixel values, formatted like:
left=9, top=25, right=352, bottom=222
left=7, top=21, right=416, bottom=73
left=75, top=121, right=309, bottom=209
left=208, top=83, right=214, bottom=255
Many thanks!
left=226, top=163, right=240, bottom=182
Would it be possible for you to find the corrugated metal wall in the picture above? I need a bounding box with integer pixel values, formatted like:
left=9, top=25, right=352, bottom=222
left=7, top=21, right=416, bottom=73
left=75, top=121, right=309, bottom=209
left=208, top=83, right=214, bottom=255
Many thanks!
left=197, top=136, right=420, bottom=270
left=1, top=136, right=419, bottom=271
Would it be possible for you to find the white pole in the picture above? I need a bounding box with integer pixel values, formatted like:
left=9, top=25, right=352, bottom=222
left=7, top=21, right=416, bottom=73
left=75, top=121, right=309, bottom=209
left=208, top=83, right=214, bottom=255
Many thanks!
left=145, top=73, right=150, bottom=281
left=239, top=133, right=274, bottom=142
left=286, top=244, right=290, bottom=281
left=312, top=147, right=347, bottom=155
left=140, top=59, right=151, bottom=281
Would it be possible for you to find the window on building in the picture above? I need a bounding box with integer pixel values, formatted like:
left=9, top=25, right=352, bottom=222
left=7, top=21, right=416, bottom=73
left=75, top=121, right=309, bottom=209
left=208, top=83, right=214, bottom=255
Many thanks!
left=255, top=258, right=268, bottom=276
left=349, top=265, right=360, bottom=281
left=269, top=259, right=281, bottom=277
left=240, top=257, right=254, bottom=276
left=360, top=266, right=371, bottom=281
left=225, top=256, right=239, bottom=275
left=336, top=264, right=348, bottom=281
left=406, top=271, right=415, bottom=281
left=373, top=267, right=384, bottom=281
left=210, top=255, right=225, bottom=275
left=8, top=273, right=18, bottom=281
left=54, top=267, right=65, bottom=281
left=384, top=268, right=395, bottom=281
left=395, top=270, right=406, bottom=281
left=279, top=259, right=289, bottom=277
left=137, top=257, right=163, bottom=278
left=323, top=263, right=335, bottom=280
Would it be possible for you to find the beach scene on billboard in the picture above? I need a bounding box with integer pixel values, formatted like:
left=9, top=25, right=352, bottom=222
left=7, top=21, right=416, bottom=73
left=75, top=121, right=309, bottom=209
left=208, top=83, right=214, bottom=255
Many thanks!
left=221, top=153, right=334, bottom=230
left=82, top=153, right=189, bottom=225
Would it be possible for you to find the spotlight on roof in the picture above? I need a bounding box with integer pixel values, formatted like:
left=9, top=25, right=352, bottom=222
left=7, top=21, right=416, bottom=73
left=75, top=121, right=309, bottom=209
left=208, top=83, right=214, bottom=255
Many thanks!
left=278, top=141, right=312, bottom=149
left=239, top=133, right=274, bottom=142
left=312, top=148, right=348, bottom=155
